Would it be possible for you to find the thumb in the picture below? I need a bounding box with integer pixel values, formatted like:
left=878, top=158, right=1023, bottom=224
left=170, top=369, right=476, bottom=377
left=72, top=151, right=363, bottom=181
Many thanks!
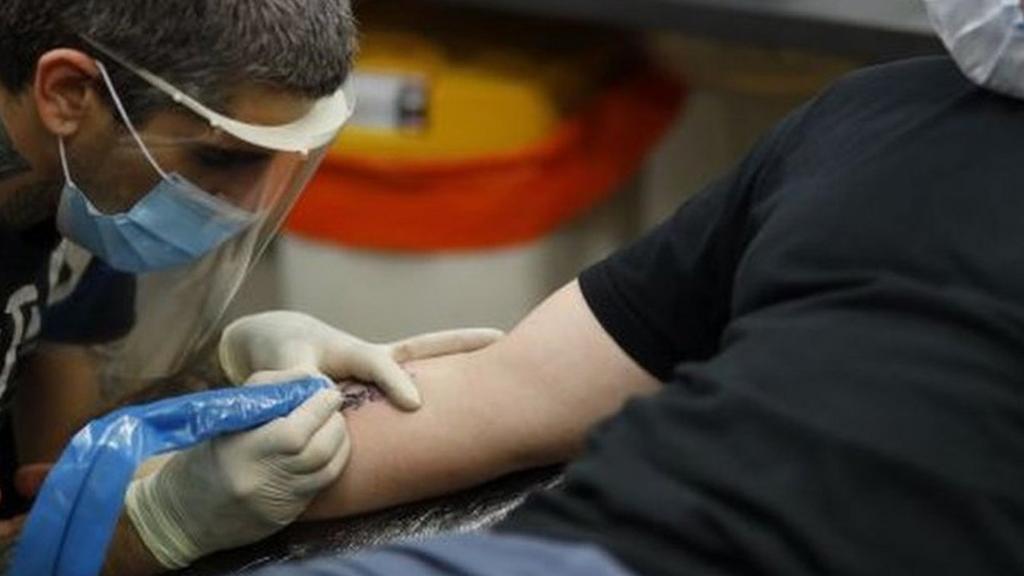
left=260, top=389, right=344, bottom=454
left=325, top=344, right=421, bottom=411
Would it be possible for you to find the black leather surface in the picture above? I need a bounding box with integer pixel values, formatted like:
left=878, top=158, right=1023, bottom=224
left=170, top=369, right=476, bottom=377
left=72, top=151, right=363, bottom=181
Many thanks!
left=182, top=467, right=562, bottom=575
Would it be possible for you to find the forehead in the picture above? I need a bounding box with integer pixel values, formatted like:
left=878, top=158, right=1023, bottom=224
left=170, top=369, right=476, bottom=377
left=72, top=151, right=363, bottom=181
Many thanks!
left=227, top=83, right=318, bottom=126
left=138, top=83, right=318, bottom=145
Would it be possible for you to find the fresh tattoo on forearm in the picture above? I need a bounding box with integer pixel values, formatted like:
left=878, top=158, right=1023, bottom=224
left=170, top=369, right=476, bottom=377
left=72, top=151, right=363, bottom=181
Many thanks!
left=337, top=381, right=385, bottom=412
left=336, top=365, right=418, bottom=412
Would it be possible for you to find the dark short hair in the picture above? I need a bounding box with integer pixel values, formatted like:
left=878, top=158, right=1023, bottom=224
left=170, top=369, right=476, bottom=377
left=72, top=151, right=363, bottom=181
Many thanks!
left=0, top=0, right=357, bottom=119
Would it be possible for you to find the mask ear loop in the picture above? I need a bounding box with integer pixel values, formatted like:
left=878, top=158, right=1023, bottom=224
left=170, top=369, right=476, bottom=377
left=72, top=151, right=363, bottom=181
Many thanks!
left=93, top=60, right=170, bottom=181
left=56, top=138, right=77, bottom=188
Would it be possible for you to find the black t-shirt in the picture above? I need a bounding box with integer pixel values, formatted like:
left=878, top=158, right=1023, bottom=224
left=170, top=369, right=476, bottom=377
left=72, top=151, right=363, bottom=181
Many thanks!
left=0, top=221, right=61, bottom=515
left=0, top=222, right=62, bottom=402
left=0, top=221, right=134, bottom=515
left=499, top=57, right=1024, bottom=575
left=0, top=226, right=135, bottom=404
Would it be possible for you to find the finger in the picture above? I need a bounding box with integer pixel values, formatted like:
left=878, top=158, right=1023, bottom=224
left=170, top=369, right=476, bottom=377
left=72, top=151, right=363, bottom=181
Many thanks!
left=281, top=412, right=347, bottom=475
left=218, top=315, right=270, bottom=385
left=290, top=427, right=351, bottom=496
left=245, top=368, right=329, bottom=388
left=306, top=434, right=352, bottom=495
left=389, top=328, right=505, bottom=362
left=313, top=336, right=361, bottom=381
left=342, top=349, right=422, bottom=410
left=220, top=313, right=325, bottom=384
left=259, top=389, right=343, bottom=454
left=0, top=515, right=26, bottom=542
left=218, top=325, right=247, bottom=385
left=15, top=464, right=53, bottom=498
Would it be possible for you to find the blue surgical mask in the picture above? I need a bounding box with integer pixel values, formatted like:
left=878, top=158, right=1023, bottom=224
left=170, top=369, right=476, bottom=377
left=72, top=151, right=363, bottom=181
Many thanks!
left=924, top=0, right=1024, bottom=99
left=56, top=148, right=256, bottom=274
left=55, top=63, right=257, bottom=274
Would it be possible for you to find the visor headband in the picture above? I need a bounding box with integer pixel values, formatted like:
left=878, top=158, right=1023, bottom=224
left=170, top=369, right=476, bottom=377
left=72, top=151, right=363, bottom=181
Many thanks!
left=80, top=35, right=355, bottom=155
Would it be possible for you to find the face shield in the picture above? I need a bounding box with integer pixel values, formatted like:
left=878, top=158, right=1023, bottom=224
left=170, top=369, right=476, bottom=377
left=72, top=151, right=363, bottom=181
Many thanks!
left=53, top=38, right=353, bottom=395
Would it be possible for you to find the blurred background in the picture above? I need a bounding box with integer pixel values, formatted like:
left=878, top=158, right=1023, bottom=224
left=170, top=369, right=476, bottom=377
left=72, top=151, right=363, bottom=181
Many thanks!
left=230, top=0, right=942, bottom=341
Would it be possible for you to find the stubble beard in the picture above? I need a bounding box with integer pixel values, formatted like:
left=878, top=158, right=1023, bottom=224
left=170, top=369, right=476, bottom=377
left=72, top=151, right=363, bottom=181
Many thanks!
left=0, top=180, right=61, bottom=232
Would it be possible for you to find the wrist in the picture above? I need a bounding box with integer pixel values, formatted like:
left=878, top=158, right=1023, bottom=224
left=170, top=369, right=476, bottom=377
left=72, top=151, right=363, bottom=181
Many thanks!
left=101, top=513, right=168, bottom=576
left=124, top=462, right=203, bottom=569
left=407, top=349, right=551, bottom=473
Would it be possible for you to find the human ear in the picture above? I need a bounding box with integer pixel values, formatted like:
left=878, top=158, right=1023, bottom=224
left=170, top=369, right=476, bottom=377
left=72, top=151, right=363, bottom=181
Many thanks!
left=32, top=49, right=102, bottom=138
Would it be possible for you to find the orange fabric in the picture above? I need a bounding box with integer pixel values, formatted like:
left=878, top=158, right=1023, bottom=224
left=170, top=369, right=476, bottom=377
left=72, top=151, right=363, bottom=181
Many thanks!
left=286, top=71, right=685, bottom=251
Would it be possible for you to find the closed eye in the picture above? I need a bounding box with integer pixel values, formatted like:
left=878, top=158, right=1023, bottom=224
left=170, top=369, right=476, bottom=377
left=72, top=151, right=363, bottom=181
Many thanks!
left=192, top=146, right=271, bottom=170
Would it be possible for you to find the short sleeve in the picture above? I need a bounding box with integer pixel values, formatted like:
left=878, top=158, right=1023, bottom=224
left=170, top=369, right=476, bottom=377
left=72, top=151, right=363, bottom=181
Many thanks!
left=579, top=105, right=810, bottom=381
left=41, top=259, right=136, bottom=345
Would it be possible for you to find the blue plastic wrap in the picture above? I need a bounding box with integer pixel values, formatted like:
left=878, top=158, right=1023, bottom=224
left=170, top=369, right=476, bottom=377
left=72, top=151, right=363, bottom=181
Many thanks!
left=11, top=377, right=331, bottom=576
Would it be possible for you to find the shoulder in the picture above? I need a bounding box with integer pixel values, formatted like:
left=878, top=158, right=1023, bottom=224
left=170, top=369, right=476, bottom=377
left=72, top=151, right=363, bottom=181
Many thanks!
left=830, top=56, right=969, bottom=94
left=786, top=57, right=971, bottom=140
left=762, top=56, right=1024, bottom=183
left=814, top=56, right=975, bottom=114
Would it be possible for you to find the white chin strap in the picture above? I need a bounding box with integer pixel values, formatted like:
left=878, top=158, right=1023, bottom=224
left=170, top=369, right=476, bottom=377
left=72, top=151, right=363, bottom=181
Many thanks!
left=82, top=36, right=354, bottom=156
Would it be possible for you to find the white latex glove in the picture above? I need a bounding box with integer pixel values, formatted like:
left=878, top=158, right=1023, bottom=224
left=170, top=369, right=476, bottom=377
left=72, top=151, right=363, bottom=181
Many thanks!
left=219, top=311, right=504, bottom=410
left=125, top=385, right=349, bottom=569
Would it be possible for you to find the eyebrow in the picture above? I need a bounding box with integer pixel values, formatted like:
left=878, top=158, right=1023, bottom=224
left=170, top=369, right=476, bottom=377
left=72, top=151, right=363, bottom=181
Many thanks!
left=193, top=144, right=272, bottom=162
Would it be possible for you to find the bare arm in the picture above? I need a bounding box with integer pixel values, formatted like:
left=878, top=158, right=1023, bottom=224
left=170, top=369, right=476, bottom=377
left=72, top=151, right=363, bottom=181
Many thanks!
left=303, top=279, right=660, bottom=520
left=14, top=346, right=166, bottom=575
left=13, top=344, right=104, bottom=464
left=25, top=279, right=657, bottom=572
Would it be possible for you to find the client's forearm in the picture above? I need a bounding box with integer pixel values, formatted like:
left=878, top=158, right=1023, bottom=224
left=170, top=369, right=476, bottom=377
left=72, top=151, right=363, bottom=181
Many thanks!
left=302, top=281, right=660, bottom=520
left=301, top=349, right=532, bottom=520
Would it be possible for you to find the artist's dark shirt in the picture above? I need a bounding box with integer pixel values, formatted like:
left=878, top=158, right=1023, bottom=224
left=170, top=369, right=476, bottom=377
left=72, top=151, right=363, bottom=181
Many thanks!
left=0, top=219, right=134, bottom=515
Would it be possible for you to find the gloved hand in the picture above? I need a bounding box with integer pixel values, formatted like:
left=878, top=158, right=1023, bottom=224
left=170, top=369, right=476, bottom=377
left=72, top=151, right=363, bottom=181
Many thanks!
left=219, top=311, right=504, bottom=410
left=124, top=384, right=349, bottom=569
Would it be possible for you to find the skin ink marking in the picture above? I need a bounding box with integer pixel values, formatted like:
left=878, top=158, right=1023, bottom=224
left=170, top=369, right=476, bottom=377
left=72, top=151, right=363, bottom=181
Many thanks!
left=338, top=381, right=385, bottom=412
left=337, top=366, right=417, bottom=412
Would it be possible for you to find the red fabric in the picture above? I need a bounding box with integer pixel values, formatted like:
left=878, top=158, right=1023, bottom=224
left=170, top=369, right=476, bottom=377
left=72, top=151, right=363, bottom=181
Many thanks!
left=286, top=71, right=685, bottom=251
